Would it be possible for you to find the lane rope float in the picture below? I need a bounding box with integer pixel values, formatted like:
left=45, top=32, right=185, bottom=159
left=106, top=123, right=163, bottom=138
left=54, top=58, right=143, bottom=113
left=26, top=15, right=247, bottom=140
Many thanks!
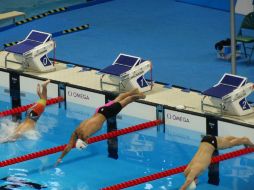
left=101, top=147, right=254, bottom=190
left=0, top=119, right=162, bottom=167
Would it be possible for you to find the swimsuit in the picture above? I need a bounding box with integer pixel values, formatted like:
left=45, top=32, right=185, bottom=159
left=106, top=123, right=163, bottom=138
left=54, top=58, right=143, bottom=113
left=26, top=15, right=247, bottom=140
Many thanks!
left=201, top=135, right=217, bottom=149
left=26, top=99, right=46, bottom=121
left=95, top=101, right=122, bottom=119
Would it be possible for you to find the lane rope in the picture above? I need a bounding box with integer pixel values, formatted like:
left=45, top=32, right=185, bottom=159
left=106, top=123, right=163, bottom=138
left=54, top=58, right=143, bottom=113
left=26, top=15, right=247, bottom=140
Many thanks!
left=0, top=96, right=64, bottom=118
left=101, top=147, right=254, bottom=190
left=0, top=120, right=162, bottom=167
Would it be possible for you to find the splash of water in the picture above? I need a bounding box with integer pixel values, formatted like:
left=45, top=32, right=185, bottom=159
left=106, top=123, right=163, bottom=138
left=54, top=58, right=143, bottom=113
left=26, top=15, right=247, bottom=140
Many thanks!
left=22, top=129, right=41, bottom=140
left=0, top=118, right=18, bottom=142
left=145, top=183, right=153, bottom=189
left=0, top=118, right=40, bottom=142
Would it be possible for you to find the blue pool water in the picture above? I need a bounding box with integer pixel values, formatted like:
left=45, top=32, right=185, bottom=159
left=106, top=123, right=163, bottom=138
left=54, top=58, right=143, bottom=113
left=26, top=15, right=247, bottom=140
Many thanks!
left=0, top=1, right=253, bottom=188
left=0, top=88, right=253, bottom=190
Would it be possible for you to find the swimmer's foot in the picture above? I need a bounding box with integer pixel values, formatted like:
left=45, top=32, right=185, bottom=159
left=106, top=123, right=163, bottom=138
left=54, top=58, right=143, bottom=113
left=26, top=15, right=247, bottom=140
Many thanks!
left=243, top=137, right=254, bottom=148
left=139, top=92, right=146, bottom=99
left=42, top=79, right=50, bottom=87
left=129, top=88, right=140, bottom=95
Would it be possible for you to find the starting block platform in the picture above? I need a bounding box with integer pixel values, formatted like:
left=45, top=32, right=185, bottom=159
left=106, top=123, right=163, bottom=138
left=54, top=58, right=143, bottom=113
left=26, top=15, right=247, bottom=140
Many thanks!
left=99, top=53, right=153, bottom=93
left=4, top=30, right=56, bottom=73
left=201, top=73, right=254, bottom=116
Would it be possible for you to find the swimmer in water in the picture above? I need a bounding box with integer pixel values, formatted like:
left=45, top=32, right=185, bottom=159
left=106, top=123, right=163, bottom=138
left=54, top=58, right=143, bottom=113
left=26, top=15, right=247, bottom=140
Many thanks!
left=55, top=88, right=146, bottom=166
left=180, top=135, right=254, bottom=190
left=1, top=79, right=50, bottom=143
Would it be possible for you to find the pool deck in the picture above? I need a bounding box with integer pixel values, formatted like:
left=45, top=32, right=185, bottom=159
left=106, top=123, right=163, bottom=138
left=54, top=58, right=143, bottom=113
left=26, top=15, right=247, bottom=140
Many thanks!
left=1, top=50, right=254, bottom=127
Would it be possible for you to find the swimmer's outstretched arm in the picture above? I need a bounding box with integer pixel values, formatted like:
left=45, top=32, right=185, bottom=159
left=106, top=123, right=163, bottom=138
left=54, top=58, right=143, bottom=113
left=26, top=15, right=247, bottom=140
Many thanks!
left=55, top=132, right=77, bottom=166
left=0, top=132, right=22, bottom=143
left=0, top=137, right=16, bottom=143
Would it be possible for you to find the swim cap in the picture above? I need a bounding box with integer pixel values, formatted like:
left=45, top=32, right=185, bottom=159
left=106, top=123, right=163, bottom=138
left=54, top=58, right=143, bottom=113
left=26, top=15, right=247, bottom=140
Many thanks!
left=76, top=139, right=88, bottom=150
left=187, top=181, right=196, bottom=190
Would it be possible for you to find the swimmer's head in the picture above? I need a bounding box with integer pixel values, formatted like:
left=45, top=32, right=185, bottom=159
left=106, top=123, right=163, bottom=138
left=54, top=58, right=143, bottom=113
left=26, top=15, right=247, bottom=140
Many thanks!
left=76, top=139, right=88, bottom=150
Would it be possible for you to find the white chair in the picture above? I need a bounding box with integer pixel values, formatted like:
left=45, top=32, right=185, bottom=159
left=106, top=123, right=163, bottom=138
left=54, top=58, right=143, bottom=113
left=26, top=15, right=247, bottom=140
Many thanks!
left=201, top=73, right=254, bottom=116
left=99, top=53, right=153, bottom=92
left=4, top=30, right=56, bottom=72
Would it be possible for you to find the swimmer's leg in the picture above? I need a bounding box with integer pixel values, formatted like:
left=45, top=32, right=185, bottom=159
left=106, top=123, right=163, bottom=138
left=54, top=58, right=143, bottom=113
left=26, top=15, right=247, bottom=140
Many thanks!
left=114, top=88, right=140, bottom=102
left=37, top=79, right=50, bottom=100
left=117, top=92, right=146, bottom=108
left=218, top=136, right=254, bottom=149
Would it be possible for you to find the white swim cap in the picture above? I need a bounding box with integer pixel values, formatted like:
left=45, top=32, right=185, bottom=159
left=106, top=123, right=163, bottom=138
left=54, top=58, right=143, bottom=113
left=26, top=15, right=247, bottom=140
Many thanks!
left=187, top=181, right=196, bottom=190
left=76, top=139, right=88, bottom=150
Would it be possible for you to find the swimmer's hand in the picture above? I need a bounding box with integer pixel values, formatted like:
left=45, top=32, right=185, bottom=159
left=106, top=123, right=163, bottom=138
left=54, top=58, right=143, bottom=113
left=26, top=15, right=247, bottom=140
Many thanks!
left=76, top=139, right=88, bottom=150
left=54, top=158, right=62, bottom=167
left=186, top=180, right=196, bottom=190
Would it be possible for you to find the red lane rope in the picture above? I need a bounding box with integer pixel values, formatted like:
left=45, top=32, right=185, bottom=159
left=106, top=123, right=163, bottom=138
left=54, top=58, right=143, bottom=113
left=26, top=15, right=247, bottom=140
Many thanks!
left=0, top=120, right=162, bottom=167
left=101, top=147, right=254, bottom=190
left=0, top=96, right=64, bottom=118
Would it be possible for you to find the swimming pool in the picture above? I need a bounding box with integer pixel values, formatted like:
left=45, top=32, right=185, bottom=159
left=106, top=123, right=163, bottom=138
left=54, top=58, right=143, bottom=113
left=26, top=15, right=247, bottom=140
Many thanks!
left=0, top=0, right=87, bottom=27
left=0, top=87, right=253, bottom=190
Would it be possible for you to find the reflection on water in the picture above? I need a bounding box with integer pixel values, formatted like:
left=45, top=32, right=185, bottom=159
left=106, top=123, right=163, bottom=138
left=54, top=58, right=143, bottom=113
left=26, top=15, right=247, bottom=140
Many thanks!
left=223, top=157, right=254, bottom=182
left=0, top=170, right=46, bottom=189
left=37, top=114, right=57, bottom=134
left=126, top=134, right=154, bottom=154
